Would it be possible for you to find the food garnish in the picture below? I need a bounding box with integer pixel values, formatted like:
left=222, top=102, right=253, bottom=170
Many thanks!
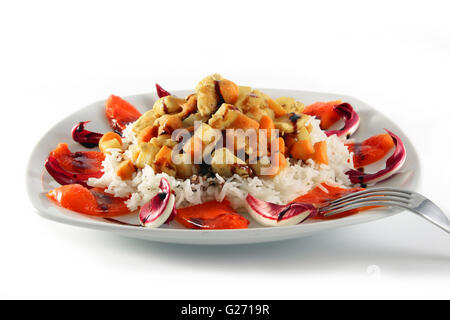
left=346, top=130, right=406, bottom=185
left=346, top=133, right=395, bottom=168
left=105, top=94, right=142, bottom=133
left=292, top=183, right=373, bottom=219
left=246, top=194, right=317, bottom=227
left=325, top=103, right=360, bottom=138
left=155, top=83, right=171, bottom=98
left=45, top=143, right=104, bottom=187
left=139, top=178, right=176, bottom=228
left=71, top=121, right=103, bottom=148
left=47, top=184, right=130, bottom=217
left=45, top=156, right=102, bottom=188
left=175, top=199, right=249, bottom=229
left=303, top=100, right=342, bottom=129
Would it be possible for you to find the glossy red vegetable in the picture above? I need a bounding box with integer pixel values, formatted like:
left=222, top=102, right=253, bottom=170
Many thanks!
left=47, top=184, right=130, bottom=217
left=303, top=101, right=342, bottom=129
left=139, top=178, right=176, bottom=228
left=246, top=194, right=317, bottom=227
left=346, top=130, right=406, bottom=185
left=49, top=143, right=104, bottom=174
left=71, top=121, right=103, bottom=148
left=292, top=183, right=374, bottom=219
left=105, top=95, right=142, bottom=133
left=175, top=199, right=249, bottom=229
left=325, top=103, right=360, bottom=138
left=45, top=156, right=102, bottom=188
left=346, top=133, right=395, bottom=168
left=155, top=83, right=171, bottom=98
left=45, top=143, right=104, bottom=187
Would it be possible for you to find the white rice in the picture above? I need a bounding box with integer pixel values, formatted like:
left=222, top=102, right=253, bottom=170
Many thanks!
left=88, top=117, right=354, bottom=212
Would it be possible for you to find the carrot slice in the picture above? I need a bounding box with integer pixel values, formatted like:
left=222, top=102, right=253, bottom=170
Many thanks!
left=259, top=115, right=275, bottom=142
left=292, top=183, right=375, bottom=219
left=99, top=132, right=123, bottom=153
left=47, top=184, right=130, bottom=217
left=50, top=143, right=104, bottom=175
left=116, top=160, right=136, bottom=180
left=153, top=146, right=173, bottom=172
left=105, top=94, right=142, bottom=133
left=290, top=139, right=315, bottom=161
left=268, top=98, right=288, bottom=117
left=137, top=125, right=158, bottom=144
left=346, top=133, right=395, bottom=168
left=175, top=199, right=249, bottom=229
left=303, top=101, right=342, bottom=129
left=312, top=141, right=328, bottom=165
left=277, top=137, right=286, bottom=155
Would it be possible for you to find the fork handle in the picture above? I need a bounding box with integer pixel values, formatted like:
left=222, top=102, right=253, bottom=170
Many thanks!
left=411, top=198, right=450, bottom=234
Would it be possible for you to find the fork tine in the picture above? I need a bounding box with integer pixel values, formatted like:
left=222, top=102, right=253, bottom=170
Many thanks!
left=321, top=200, right=408, bottom=217
left=324, top=196, right=410, bottom=212
left=328, top=188, right=412, bottom=205
left=328, top=191, right=411, bottom=207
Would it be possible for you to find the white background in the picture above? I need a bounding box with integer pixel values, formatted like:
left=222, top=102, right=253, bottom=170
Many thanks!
left=1, top=0, right=450, bottom=299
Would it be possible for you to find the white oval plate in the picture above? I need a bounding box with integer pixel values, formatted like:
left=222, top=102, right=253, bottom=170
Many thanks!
left=26, top=89, right=421, bottom=245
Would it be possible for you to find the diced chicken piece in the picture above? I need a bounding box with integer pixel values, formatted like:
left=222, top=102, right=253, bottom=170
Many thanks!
left=211, top=148, right=252, bottom=178
left=182, top=112, right=209, bottom=128
left=208, top=103, right=260, bottom=130
left=234, top=86, right=252, bottom=108
left=235, top=88, right=274, bottom=121
left=274, top=113, right=310, bottom=134
left=153, top=96, right=186, bottom=116
left=178, top=94, right=198, bottom=119
left=132, top=110, right=158, bottom=134
left=154, top=114, right=183, bottom=135
left=275, top=97, right=305, bottom=114
left=149, top=134, right=178, bottom=148
left=195, top=74, right=223, bottom=116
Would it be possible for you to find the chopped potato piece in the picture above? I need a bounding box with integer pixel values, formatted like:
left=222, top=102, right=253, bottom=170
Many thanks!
left=274, top=113, right=309, bottom=134
left=134, top=142, right=160, bottom=168
left=173, top=153, right=198, bottom=179
left=211, top=148, right=251, bottom=178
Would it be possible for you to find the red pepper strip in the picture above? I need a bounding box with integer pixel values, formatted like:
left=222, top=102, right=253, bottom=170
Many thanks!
left=47, top=184, right=130, bottom=217
left=175, top=199, right=249, bottom=229
left=292, top=183, right=378, bottom=219
left=105, top=95, right=142, bottom=133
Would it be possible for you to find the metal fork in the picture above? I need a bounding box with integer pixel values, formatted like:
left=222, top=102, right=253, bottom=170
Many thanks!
left=319, top=187, right=450, bottom=233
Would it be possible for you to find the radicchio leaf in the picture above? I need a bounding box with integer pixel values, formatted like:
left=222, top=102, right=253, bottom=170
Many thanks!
left=246, top=194, right=317, bottom=227
left=325, top=103, right=360, bottom=138
left=346, top=129, right=406, bottom=185
left=72, top=121, right=103, bottom=148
